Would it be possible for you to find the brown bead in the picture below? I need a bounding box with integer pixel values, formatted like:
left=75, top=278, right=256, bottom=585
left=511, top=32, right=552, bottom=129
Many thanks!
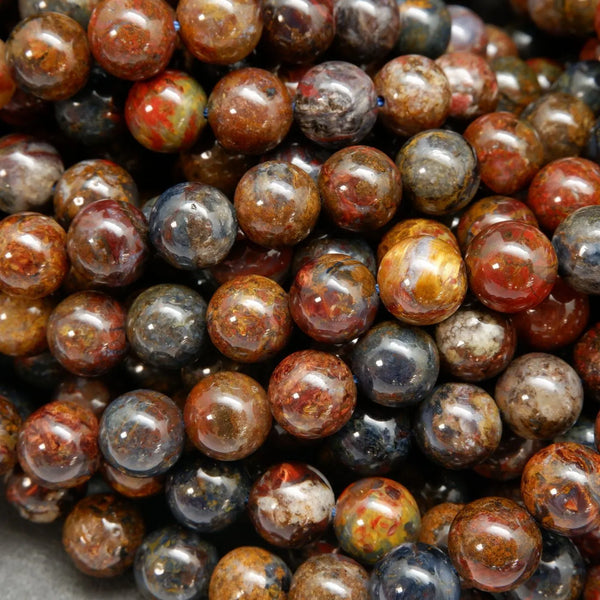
left=0, top=396, right=22, bottom=476
left=418, top=502, right=464, bottom=550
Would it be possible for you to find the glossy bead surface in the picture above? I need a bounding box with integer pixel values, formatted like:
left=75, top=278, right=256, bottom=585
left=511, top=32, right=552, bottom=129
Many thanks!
left=414, top=383, right=502, bottom=469
left=177, top=0, right=262, bottom=64
left=495, top=353, right=583, bottom=440
left=395, top=0, right=451, bottom=58
left=375, top=55, right=451, bottom=137
left=53, top=376, right=110, bottom=418
left=464, top=112, right=543, bottom=195
left=48, top=291, right=128, bottom=376
left=294, top=61, right=378, bottom=148
left=207, top=68, right=292, bottom=154
left=0, top=212, right=67, bottom=299
left=465, top=222, right=558, bottom=313
left=17, top=400, right=99, bottom=488
left=234, top=161, right=320, bottom=248
left=447, top=4, right=487, bottom=55
left=435, top=306, right=516, bottom=382
left=0, top=396, right=21, bottom=475
left=126, top=284, right=207, bottom=370
left=378, top=236, right=467, bottom=326
left=289, top=554, right=368, bottom=600
left=485, top=24, right=518, bottom=62
left=397, top=129, right=479, bottom=215
left=248, top=462, right=334, bottom=548
left=67, top=199, right=148, bottom=287
left=290, top=254, right=378, bottom=344
left=101, top=462, right=164, bottom=498
left=319, top=145, right=401, bottom=232
left=334, top=477, right=421, bottom=564
left=6, top=13, right=91, bottom=101
left=553, top=206, right=600, bottom=294
left=62, top=493, right=145, bottom=577
left=448, top=497, right=542, bottom=592
left=574, top=323, right=600, bottom=401
left=149, top=182, right=236, bottom=270
left=418, top=503, right=464, bottom=550
left=88, top=0, right=176, bottom=81
left=134, top=526, right=218, bottom=600
left=184, top=371, right=271, bottom=460
left=126, top=70, right=207, bottom=153
left=0, top=40, right=16, bottom=109
left=99, top=389, right=184, bottom=477
left=521, top=442, right=600, bottom=536
left=208, top=547, right=291, bottom=600
left=369, top=543, right=461, bottom=600
left=352, top=320, right=439, bottom=407
left=268, top=350, right=357, bottom=439
left=166, top=458, right=250, bottom=532
left=491, top=56, right=541, bottom=116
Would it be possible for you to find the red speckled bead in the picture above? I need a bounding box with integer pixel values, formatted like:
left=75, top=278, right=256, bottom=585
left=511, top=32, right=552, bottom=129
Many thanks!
left=464, top=112, right=544, bottom=195
left=207, top=275, right=292, bottom=363
left=378, top=236, right=467, bottom=326
left=447, top=497, right=542, bottom=592
left=0, top=396, right=22, bottom=475
left=521, top=442, right=600, bottom=536
left=377, top=218, right=459, bottom=263
left=465, top=221, right=558, bottom=313
left=574, top=323, right=600, bottom=402
left=456, top=196, right=539, bottom=252
left=234, top=161, right=320, bottom=247
left=435, top=51, right=499, bottom=120
left=207, top=69, right=293, bottom=155
left=374, top=55, right=451, bottom=137
left=333, top=477, right=421, bottom=564
left=248, top=462, right=334, bottom=548
left=125, top=70, right=207, bottom=153
left=62, top=493, right=145, bottom=577
left=185, top=371, right=272, bottom=460
left=67, top=199, right=149, bottom=287
left=0, top=293, right=54, bottom=357
left=268, top=350, right=356, bottom=439
left=47, top=291, right=128, bottom=377
left=0, top=40, right=16, bottom=109
left=527, top=157, right=600, bottom=233
left=5, top=13, right=91, bottom=101
left=319, top=145, right=401, bottom=232
left=512, top=277, right=589, bottom=351
left=88, top=0, right=176, bottom=81
left=17, top=400, right=99, bottom=488
left=177, top=0, right=262, bottom=64
left=0, top=212, right=67, bottom=299
left=290, top=254, right=378, bottom=344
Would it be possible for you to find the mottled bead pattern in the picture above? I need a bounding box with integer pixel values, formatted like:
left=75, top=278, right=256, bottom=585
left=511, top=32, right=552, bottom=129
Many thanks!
left=62, top=494, right=145, bottom=577
left=99, top=390, right=184, bottom=477
left=268, top=350, right=357, bottom=439
left=17, top=400, right=99, bottom=488
left=134, top=527, right=218, bottom=600
left=448, top=497, right=542, bottom=592
left=334, top=477, right=421, bottom=564
left=551, top=61, right=600, bottom=114
left=574, top=323, right=600, bottom=401
left=248, top=462, right=334, bottom=548
left=418, top=503, right=464, bottom=550
left=395, top=0, right=451, bottom=58
left=378, top=236, right=467, bottom=326
left=491, top=56, right=541, bottom=116
left=0, top=396, right=22, bottom=475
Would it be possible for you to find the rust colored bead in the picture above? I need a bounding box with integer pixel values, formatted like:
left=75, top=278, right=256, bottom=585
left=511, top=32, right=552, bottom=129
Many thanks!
left=17, top=400, right=99, bottom=488
left=585, top=565, right=600, bottom=600
left=184, top=371, right=272, bottom=461
left=574, top=323, right=600, bottom=402
left=62, top=493, right=145, bottom=577
left=0, top=293, right=54, bottom=357
left=377, top=236, right=467, bottom=326
left=101, top=462, right=164, bottom=498
left=177, top=0, right=262, bottom=64
left=464, top=112, right=544, bottom=195
left=521, top=442, right=600, bottom=536
left=0, top=212, right=67, bottom=299
left=418, top=502, right=464, bottom=550
left=374, top=55, right=451, bottom=137
left=447, top=497, right=542, bottom=592
left=47, top=291, right=128, bottom=377
left=207, top=69, right=292, bottom=155
left=53, top=375, right=111, bottom=417
left=234, top=161, right=320, bottom=247
left=268, top=350, right=357, bottom=440
left=0, top=40, right=16, bottom=109
left=529, top=0, right=597, bottom=36
left=207, top=275, right=292, bottom=363
left=485, top=24, right=518, bottom=61
left=526, top=58, right=564, bottom=92
left=88, top=0, right=176, bottom=81
left=0, top=396, right=22, bottom=476
left=512, top=277, right=589, bottom=351
left=5, top=13, right=91, bottom=101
